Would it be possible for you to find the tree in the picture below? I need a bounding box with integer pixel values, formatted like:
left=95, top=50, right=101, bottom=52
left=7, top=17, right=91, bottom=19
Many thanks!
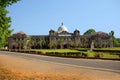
left=18, top=38, right=24, bottom=50
left=49, top=40, right=57, bottom=49
left=0, top=0, right=20, bottom=48
left=59, top=37, right=64, bottom=49
left=48, top=40, right=53, bottom=49
left=110, top=30, right=114, bottom=36
left=84, top=29, right=96, bottom=35
left=82, top=37, right=88, bottom=48
left=0, top=0, right=20, bottom=8
left=109, top=30, right=118, bottom=47
left=68, top=41, right=74, bottom=48
left=38, top=37, right=45, bottom=49
left=27, top=36, right=35, bottom=49
left=74, top=42, right=79, bottom=48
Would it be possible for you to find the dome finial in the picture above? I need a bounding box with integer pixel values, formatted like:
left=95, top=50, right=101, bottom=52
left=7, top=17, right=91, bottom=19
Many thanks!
left=61, top=22, right=63, bottom=26
left=58, top=23, right=68, bottom=33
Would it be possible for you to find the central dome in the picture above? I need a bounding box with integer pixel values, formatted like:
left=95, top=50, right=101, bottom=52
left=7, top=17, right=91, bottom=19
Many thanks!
left=58, top=23, right=68, bottom=33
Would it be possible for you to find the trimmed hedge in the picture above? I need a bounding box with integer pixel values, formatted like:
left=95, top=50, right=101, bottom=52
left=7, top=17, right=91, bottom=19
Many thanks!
left=72, top=48, right=88, bottom=51
left=1, top=49, right=120, bottom=60
left=45, top=52, right=88, bottom=57
left=93, top=49, right=120, bottom=56
left=93, top=49, right=120, bottom=52
left=0, top=49, right=9, bottom=51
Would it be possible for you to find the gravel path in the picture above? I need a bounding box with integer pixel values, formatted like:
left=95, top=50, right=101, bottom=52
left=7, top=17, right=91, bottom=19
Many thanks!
left=0, top=53, right=120, bottom=80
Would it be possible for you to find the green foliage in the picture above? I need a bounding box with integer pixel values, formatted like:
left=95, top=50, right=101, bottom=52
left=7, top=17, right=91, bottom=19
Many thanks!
left=93, top=48, right=120, bottom=52
left=59, top=37, right=64, bottom=49
left=0, top=0, right=20, bottom=8
left=84, top=29, right=96, bottom=35
left=0, top=0, right=20, bottom=48
left=0, top=8, right=12, bottom=48
left=110, top=30, right=114, bottom=36
left=73, top=48, right=88, bottom=51
left=84, top=52, right=95, bottom=57
left=35, top=49, right=80, bottom=53
left=38, top=37, right=45, bottom=49
left=48, top=40, right=57, bottom=49
left=114, top=38, right=120, bottom=47
left=102, top=53, right=119, bottom=58
left=27, top=36, right=35, bottom=49
left=109, top=30, right=120, bottom=47
left=94, top=53, right=100, bottom=58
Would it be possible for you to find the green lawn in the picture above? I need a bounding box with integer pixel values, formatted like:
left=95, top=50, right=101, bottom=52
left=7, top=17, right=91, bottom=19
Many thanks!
left=80, top=51, right=120, bottom=58
left=33, top=49, right=80, bottom=53
left=85, top=52, right=95, bottom=57
left=102, top=54, right=119, bottom=58
left=94, top=47, right=120, bottom=51
left=30, top=48, right=120, bottom=59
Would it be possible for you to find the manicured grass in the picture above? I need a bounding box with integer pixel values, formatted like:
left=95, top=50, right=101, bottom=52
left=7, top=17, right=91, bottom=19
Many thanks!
left=73, top=48, right=89, bottom=51
left=95, top=47, right=120, bottom=50
left=84, top=52, right=95, bottom=57
left=93, top=48, right=120, bottom=54
left=102, top=54, right=119, bottom=58
left=33, top=49, right=80, bottom=53
left=31, top=49, right=120, bottom=59
left=7, top=48, right=119, bottom=59
left=83, top=51, right=120, bottom=58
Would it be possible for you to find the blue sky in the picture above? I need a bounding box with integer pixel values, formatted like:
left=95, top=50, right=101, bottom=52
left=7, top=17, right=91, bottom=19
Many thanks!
left=7, top=0, right=120, bottom=37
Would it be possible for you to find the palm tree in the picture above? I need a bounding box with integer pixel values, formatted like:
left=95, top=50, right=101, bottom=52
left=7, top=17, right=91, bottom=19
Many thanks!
left=19, top=38, right=24, bottom=50
left=78, top=42, right=82, bottom=48
left=53, top=40, right=57, bottom=49
left=49, top=40, right=54, bottom=49
left=110, top=30, right=114, bottom=47
left=27, top=39, right=32, bottom=49
left=39, top=37, right=45, bottom=49
left=15, top=38, right=24, bottom=51
left=59, top=37, right=64, bottom=49
left=83, top=37, right=88, bottom=48
left=43, top=37, right=46, bottom=48
left=74, top=39, right=79, bottom=48
left=27, top=36, right=35, bottom=49
left=37, top=38, right=42, bottom=49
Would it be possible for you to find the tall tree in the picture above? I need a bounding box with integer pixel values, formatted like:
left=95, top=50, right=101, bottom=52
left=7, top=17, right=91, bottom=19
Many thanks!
left=110, top=30, right=114, bottom=37
left=84, top=29, right=96, bottom=35
left=0, top=0, right=20, bottom=48
left=18, top=38, right=24, bottom=50
left=38, top=37, right=45, bottom=49
left=59, top=37, right=64, bottom=49
left=49, top=40, right=57, bottom=49
left=110, top=30, right=116, bottom=47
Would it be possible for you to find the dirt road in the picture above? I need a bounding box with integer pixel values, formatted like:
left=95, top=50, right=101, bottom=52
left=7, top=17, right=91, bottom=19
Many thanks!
left=0, top=53, right=120, bottom=80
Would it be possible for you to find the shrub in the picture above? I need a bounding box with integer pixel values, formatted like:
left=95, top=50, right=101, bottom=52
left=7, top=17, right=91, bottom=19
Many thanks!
left=94, top=53, right=100, bottom=58
left=72, top=48, right=88, bottom=51
left=93, top=48, right=120, bottom=53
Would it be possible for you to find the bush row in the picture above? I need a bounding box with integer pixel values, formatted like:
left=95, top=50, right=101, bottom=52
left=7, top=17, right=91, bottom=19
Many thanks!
left=45, top=52, right=88, bottom=57
left=0, top=49, right=9, bottom=51
left=7, top=49, right=43, bottom=55
left=71, top=48, right=88, bottom=51
left=93, top=49, right=120, bottom=52
left=8, top=49, right=88, bottom=57
left=0, top=49, right=120, bottom=60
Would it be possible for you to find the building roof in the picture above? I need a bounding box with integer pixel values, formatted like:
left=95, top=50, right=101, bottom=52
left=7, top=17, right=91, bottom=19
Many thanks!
left=93, top=31, right=108, bottom=35
left=58, top=23, right=68, bottom=33
left=14, top=31, right=26, bottom=35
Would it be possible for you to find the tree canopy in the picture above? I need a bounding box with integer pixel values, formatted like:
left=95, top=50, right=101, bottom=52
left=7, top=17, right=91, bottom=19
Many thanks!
left=84, top=29, right=96, bottom=35
left=110, top=30, right=114, bottom=37
left=109, top=30, right=120, bottom=47
left=0, top=0, right=20, bottom=48
left=0, top=0, right=20, bottom=8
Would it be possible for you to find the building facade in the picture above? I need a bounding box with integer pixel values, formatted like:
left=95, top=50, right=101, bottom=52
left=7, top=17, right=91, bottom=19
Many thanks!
left=8, top=23, right=113, bottom=49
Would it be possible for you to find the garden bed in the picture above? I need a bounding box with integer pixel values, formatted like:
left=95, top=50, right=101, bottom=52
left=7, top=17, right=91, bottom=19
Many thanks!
left=0, top=48, right=120, bottom=61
